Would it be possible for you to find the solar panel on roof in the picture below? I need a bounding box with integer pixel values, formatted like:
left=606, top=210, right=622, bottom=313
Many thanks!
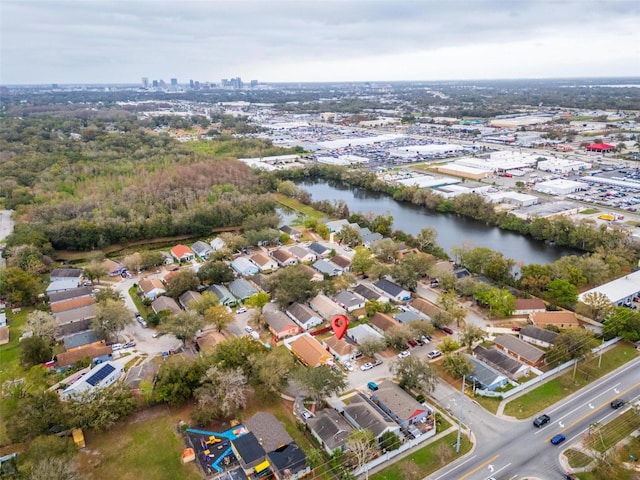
left=85, top=363, right=115, bottom=386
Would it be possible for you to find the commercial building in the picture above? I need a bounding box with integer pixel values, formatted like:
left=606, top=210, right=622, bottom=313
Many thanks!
left=533, top=179, right=588, bottom=196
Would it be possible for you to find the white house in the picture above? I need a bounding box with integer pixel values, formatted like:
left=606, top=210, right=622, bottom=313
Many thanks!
left=61, top=361, right=123, bottom=400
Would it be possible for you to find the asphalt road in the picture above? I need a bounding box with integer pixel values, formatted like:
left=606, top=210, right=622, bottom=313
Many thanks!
left=428, top=354, right=640, bottom=480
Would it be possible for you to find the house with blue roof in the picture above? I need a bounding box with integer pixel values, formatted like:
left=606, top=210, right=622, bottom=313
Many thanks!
left=229, top=278, right=258, bottom=302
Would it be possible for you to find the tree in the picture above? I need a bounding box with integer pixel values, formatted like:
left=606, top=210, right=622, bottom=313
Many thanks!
left=83, top=260, right=108, bottom=283
left=140, top=250, right=164, bottom=269
left=602, top=308, right=640, bottom=342
left=264, top=266, right=317, bottom=308
left=384, top=324, right=414, bottom=350
left=212, top=336, right=269, bottom=377
left=92, top=298, right=133, bottom=341
left=438, top=337, right=460, bottom=353
left=371, top=238, right=397, bottom=263
left=391, top=356, right=438, bottom=392
left=245, top=291, right=271, bottom=312
left=474, top=287, right=515, bottom=318
left=358, top=337, right=387, bottom=357
left=198, top=260, right=235, bottom=284
left=391, top=262, right=420, bottom=291
left=416, top=227, right=437, bottom=252
left=67, top=384, right=135, bottom=430
left=407, top=319, right=434, bottom=339
left=159, top=311, right=204, bottom=345
left=545, top=279, right=579, bottom=307
left=458, top=325, right=486, bottom=350
left=339, top=225, right=362, bottom=247
left=576, top=292, right=616, bottom=322
left=0, top=266, right=39, bottom=305
left=189, top=291, right=220, bottom=315
left=204, top=304, right=234, bottom=332
left=166, top=270, right=200, bottom=298
left=437, top=291, right=468, bottom=327
left=6, top=391, right=67, bottom=442
left=380, top=431, right=401, bottom=451
left=94, top=287, right=122, bottom=302
left=351, top=246, right=375, bottom=275
left=250, top=348, right=296, bottom=398
left=194, top=366, right=250, bottom=421
left=442, top=353, right=474, bottom=379
left=26, top=310, right=55, bottom=341
left=6, top=244, right=47, bottom=275
left=346, top=429, right=377, bottom=480
left=19, top=336, right=53, bottom=367
left=294, top=365, right=347, bottom=404
left=122, top=252, right=143, bottom=273
left=154, top=358, right=205, bottom=406
left=546, top=328, right=595, bottom=366
left=30, top=457, right=79, bottom=480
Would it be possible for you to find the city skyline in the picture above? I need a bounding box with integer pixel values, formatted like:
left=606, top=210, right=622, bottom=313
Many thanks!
left=1, top=0, right=639, bottom=85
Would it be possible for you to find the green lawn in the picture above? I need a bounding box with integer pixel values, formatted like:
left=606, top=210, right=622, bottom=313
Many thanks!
left=370, top=432, right=472, bottom=480
left=273, top=193, right=330, bottom=221
left=503, top=344, right=637, bottom=418
left=472, top=394, right=501, bottom=415
left=579, top=209, right=600, bottom=215
left=78, top=405, right=201, bottom=480
left=128, top=286, right=151, bottom=317
left=565, top=448, right=593, bottom=468
left=591, top=409, right=640, bottom=452
left=0, top=308, right=32, bottom=372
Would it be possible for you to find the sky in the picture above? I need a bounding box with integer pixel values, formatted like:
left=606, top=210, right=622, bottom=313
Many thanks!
left=1, top=0, right=639, bottom=85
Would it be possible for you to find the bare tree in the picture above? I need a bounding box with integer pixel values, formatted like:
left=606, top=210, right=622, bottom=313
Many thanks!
left=26, top=310, right=55, bottom=341
left=195, top=366, right=250, bottom=420
left=346, top=429, right=377, bottom=480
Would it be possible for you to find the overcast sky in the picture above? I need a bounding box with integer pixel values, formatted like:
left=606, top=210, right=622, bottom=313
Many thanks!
left=2, top=0, right=639, bottom=85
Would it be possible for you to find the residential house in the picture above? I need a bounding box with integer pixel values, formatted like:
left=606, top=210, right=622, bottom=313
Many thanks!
left=207, top=284, right=237, bottom=306
left=307, top=242, right=331, bottom=258
left=50, top=296, right=96, bottom=314
left=138, top=278, right=167, bottom=300
left=244, top=412, right=293, bottom=454
left=313, top=259, right=342, bottom=277
left=297, top=264, right=323, bottom=282
left=46, top=280, right=81, bottom=295
left=250, top=252, right=278, bottom=272
left=519, top=325, right=558, bottom=348
left=50, top=268, right=83, bottom=283
left=530, top=311, right=580, bottom=329
left=231, top=257, right=260, bottom=276
left=493, top=334, right=545, bottom=367
left=342, top=394, right=401, bottom=442
left=578, top=269, right=640, bottom=306
left=53, top=305, right=96, bottom=340
left=271, top=248, right=298, bottom=267
left=329, top=255, right=351, bottom=271
left=307, top=408, right=354, bottom=454
left=48, top=287, right=93, bottom=304
left=514, top=298, right=547, bottom=316
left=61, top=361, right=124, bottom=400
left=195, top=330, right=226, bottom=353
left=473, top=345, right=530, bottom=380
left=288, top=334, right=333, bottom=367
left=231, top=432, right=269, bottom=477
left=287, top=302, right=323, bottom=330
left=309, top=294, right=346, bottom=320
left=288, top=245, right=317, bottom=263
left=268, top=443, right=311, bottom=480
left=354, top=283, right=389, bottom=303
left=332, top=291, right=365, bottom=312
left=347, top=324, right=384, bottom=345
left=151, top=296, right=182, bottom=315
left=410, top=297, right=444, bottom=319
left=369, top=312, right=401, bottom=334
left=371, top=380, right=436, bottom=429
left=467, top=355, right=508, bottom=391
left=210, top=237, right=226, bottom=251
left=161, top=251, right=174, bottom=265
left=373, top=278, right=411, bottom=302
left=323, top=335, right=359, bottom=362
left=179, top=291, right=202, bottom=310
left=325, top=219, right=351, bottom=232
left=63, top=331, right=101, bottom=350
left=229, top=278, right=258, bottom=302
left=102, top=259, right=125, bottom=277
left=454, top=268, right=471, bottom=279
left=171, top=244, right=195, bottom=262
left=360, top=228, right=383, bottom=247
left=56, top=344, right=113, bottom=369
left=280, top=225, right=302, bottom=240
left=394, top=310, right=427, bottom=324
left=191, top=241, right=213, bottom=260
left=264, top=310, right=301, bottom=340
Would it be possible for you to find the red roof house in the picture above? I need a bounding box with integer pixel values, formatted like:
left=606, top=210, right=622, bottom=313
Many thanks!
left=171, top=244, right=195, bottom=262
left=585, top=143, right=615, bottom=153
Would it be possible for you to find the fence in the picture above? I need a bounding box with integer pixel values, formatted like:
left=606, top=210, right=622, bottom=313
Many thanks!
left=475, top=337, right=621, bottom=399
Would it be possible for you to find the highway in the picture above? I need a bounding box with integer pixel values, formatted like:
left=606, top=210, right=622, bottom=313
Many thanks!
left=429, top=354, right=640, bottom=480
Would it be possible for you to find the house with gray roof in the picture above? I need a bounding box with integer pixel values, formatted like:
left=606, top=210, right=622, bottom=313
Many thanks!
left=467, top=355, right=508, bottom=391
left=46, top=280, right=81, bottom=295
left=244, top=412, right=293, bottom=454
left=371, top=380, right=436, bottom=430
left=354, top=283, right=389, bottom=303
left=494, top=334, right=546, bottom=366
left=473, top=345, right=530, bottom=380
left=343, top=394, right=400, bottom=441
left=519, top=326, right=558, bottom=348
left=268, top=443, right=310, bottom=480
left=325, top=219, right=350, bottom=232
left=360, top=228, right=383, bottom=247
left=329, top=254, right=351, bottom=271
left=263, top=310, right=300, bottom=340
left=63, top=331, right=100, bottom=350
left=307, top=242, right=331, bottom=257
left=286, top=302, right=323, bottom=330
left=207, top=284, right=237, bottom=306
left=280, top=225, right=302, bottom=239
left=309, top=293, right=346, bottom=320
left=373, top=278, right=411, bottom=302
left=313, top=259, right=342, bottom=277
left=191, top=240, right=213, bottom=260
left=48, top=287, right=93, bottom=304
left=151, top=296, right=182, bottom=314
left=53, top=304, right=96, bottom=340
left=307, top=409, right=354, bottom=455
left=347, top=324, right=384, bottom=345
left=50, top=268, right=83, bottom=283
left=210, top=237, right=226, bottom=251
left=288, top=245, right=317, bottom=263
left=229, top=278, right=258, bottom=302
left=332, top=290, right=365, bottom=312
left=231, top=257, right=259, bottom=276
left=394, top=310, right=426, bottom=324
left=179, top=290, right=202, bottom=310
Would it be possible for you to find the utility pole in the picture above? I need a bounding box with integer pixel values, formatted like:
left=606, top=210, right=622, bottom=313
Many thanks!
left=456, top=375, right=466, bottom=453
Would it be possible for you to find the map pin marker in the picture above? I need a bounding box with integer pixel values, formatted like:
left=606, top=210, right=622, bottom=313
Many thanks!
left=331, top=314, right=349, bottom=340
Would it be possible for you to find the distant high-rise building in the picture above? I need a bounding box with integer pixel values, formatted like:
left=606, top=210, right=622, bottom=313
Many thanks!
left=159, top=79, right=166, bottom=88
left=141, top=77, right=149, bottom=89
left=152, top=79, right=159, bottom=88
left=189, top=79, right=194, bottom=89
left=250, top=80, right=259, bottom=88
left=170, top=78, right=178, bottom=86
left=194, top=81, right=200, bottom=90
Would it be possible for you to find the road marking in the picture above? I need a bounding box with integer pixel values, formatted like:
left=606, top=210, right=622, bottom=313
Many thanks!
left=457, top=454, right=499, bottom=480
left=430, top=455, right=477, bottom=480
left=615, top=388, right=620, bottom=394
left=589, top=403, right=594, bottom=409
left=488, top=464, right=494, bottom=472
left=559, top=421, right=564, bottom=428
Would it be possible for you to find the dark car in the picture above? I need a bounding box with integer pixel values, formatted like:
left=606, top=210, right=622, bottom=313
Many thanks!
left=441, top=327, right=454, bottom=335
left=611, top=398, right=624, bottom=409
left=550, top=434, right=566, bottom=445
left=408, top=339, right=418, bottom=348
left=533, top=414, right=551, bottom=427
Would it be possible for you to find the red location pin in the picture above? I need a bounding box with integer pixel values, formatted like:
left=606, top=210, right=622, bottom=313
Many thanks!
left=331, top=314, right=349, bottom=340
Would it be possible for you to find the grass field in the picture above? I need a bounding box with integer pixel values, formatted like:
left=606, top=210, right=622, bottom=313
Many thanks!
left=591, top=408, right=640, bottom=452
left=503, top=344, right=638, bottom=419
left=78, top=405, right=201, bottom=480
left=272, top=193, right=331, bottom=222
left=0, top=308, right=32, bottom=372
left=565, top=448, right=593, bottom=468
left=369, top=432, right=472, bottom=480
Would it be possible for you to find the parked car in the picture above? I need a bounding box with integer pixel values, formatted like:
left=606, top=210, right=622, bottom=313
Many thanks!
left=360, top=362, right=373, bottom=371
left=441, top=327, right=454, bottom=335
left=301, top=411, right=314, bottom=420
left=237, top=307, right=248, bottom=314
left=414, top=338, right=424, bottom=346
left=427, top=350, right=442, bottom=360
left=533, top=414, right=551, bottom=427
left=397, top=350, right=411, bottom=359
left=611, top=398, right=625, bottom=409
left=372, top=359, right=383, bottom=367
left=367, top=381, right=379, bottom=391
left=111, top=343, right=123, bottom=351
left=408, top=339, right=418, bottom=348
left=123, top=341, right=136, bottom=349
left=244, top=326, right=254, bottom=333
left=343, top=361, right=354, bottom=371
left=511, top=326, right=522, bottom=332
left=550, top=434, right=566, bottom=445
left=421, top=335, right=432, bottom=342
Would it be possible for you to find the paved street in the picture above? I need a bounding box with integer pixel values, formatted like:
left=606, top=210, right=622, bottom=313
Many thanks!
left=428, top=355, right=640, bottom=480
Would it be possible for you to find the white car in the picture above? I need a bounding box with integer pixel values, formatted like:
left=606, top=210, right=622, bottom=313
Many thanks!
left=360, top=362, right=373, bottom=371
left=301, top=411, right=314, bottom=420
left=244, top=326, right=254, bottom=333
left=427, top=350, right=443, bottom=359
left=343, top=361, right=354, bottom=372
left=237, top=307, right=248, bottom=314
left=398, top=350, right=411, bottom=358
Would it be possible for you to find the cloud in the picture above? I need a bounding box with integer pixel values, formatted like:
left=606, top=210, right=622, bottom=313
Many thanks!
left=1, top=0, right=638, bottom=84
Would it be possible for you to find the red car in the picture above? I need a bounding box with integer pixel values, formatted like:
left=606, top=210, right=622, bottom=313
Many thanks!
left=512, top=326, right=522, bottom=332
left=441, top=327, right=454, bottom=335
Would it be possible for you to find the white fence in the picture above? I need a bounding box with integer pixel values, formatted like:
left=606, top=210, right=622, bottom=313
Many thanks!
left=475, top=337, right=621, bottom=399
